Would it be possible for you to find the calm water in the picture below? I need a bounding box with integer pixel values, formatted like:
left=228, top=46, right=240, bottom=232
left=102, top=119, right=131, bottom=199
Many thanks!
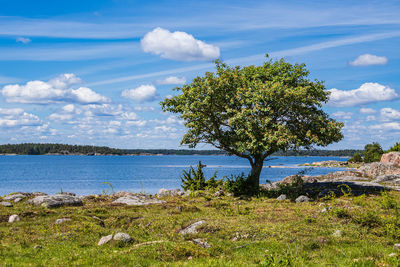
left=0, top=155, right=347, bottom=195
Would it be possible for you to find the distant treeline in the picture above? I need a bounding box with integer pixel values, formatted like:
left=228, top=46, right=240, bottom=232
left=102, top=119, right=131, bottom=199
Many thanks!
left=0, top=143, right=361, bottom=156
left=0, top=143, right=124, bottom=155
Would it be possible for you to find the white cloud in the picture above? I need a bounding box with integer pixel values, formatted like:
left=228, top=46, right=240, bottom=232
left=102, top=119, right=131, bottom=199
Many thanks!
left=370, top=122, right=400, bottom=130
left=366, top=115, right=376, bottom=121
left=84, top=104, right=123, bottom=117
left=381, top=108, right=400, bottom=120
left=359, top=108, right=376, bottom=114
left=332, top=111, right=352, bottom=120
left=0, top=110, right=41, bottom=128
left=328, top=83, right=398, bottom=107
left=0, top=108, right=24, bottom=115
left=1, top=73, right=109, bottom=104
left=126, top=120, right=147, bottom=127
left=141, top=27, right=220, bottom=61
left=16, top=37, right=31, bottom=44
left=349, top=54, right=388, bottom=66
left=120, top=112, right=138, bottom=121
left=121, top=84, right=158, bottom=102
left=48, top=113, right=73, bottom=121
left=156, top=76, right=186, bottom=85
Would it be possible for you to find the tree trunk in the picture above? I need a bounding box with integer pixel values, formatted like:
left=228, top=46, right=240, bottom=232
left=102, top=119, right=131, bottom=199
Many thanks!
left=250, top=157, right=264, bottom=188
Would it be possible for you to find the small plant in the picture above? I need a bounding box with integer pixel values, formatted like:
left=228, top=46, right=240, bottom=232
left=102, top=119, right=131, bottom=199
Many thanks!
left=101, top=182, right=115, bottom=195
left=181, top=161, right=220, bottom=191
left=380, top=191, right=398, bottom=210
left=224, top=173, right=259, bottom=196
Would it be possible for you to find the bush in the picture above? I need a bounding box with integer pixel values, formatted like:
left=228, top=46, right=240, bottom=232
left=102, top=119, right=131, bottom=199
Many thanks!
left=224, top=173, right=259, bottom=196
left=363, top=142, right=383, bottom=163
left=388, top=142, right=400, bottom=152
left=180, top=161, right=222, bottom=191
left=348, top=152, right=362, bottom=163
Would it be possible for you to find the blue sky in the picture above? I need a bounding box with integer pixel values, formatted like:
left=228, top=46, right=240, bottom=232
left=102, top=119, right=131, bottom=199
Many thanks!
left=0, top=0, right=399, bottom=149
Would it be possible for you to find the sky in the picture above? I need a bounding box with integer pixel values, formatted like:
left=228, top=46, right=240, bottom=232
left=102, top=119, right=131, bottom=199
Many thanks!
left=0, top=0, right=399, bottom=150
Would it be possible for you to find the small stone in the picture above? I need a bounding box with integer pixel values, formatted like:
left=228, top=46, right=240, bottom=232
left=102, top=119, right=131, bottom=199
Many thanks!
left=0, top=201, right=13, bottom=207
left=276, top=194, right=287, bottom=201
left=333, top=230, right=342, bottom=237
left=213, top=190, right=224, bottom=197
left=55, top=218, right=71, bottom=224
left=394, top=244, right=400, bottom=250
left=321, top=207, right=333, bottom=213
left=13, top=198, right=23, bottom=203
left=98, top=234, right=113, bottom=245
left=179, top=221, right=206, bottom=234
left=113, top=232, right=132, bottom=242
left=92, top=216, right=105, bottom=227
left=191, top=238, right=211, bottom=248
left=295, top=195, right=311, bottom=202
left=4, top=193, right=27, bottom=201
left=33, top=245, right=42, bottom=250
left=389, top=253, right=397, bottom=257
left=8, top=214, right=20, bottom=223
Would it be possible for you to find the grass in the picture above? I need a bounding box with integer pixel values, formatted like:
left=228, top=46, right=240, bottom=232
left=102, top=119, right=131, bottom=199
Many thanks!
left=1, top=191, right=400, bottom=266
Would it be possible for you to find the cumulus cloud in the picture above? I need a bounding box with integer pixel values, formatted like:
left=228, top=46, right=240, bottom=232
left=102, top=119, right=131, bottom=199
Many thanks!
left=121, top=84, right=158, bottom=102
left=48, top=113, right=73, bottom=121
left=349, top=54, right=388, bottom=66
left=359, top=108, right=376, bottom=114
left=370, top=122, right=400, bottom=130
left=16, top=37, right=31, bottom=44
left=156, top=76, right=186, bottom=85
left=328, top=82, right=398, bottom=107
left=332, top=111, right=352, bottom=120
left=381, top=108, right=400, bottom=120
left=0, top=108, right=41, bottom=127
left=141, top=27, right=220, bottom=61
left=1, top=73, right=109, bottom=104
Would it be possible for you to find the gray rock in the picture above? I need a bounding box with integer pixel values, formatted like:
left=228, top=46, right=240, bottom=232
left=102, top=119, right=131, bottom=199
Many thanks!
left=389, top=253, right=397, bottom=257
left=179, top=220, right=206, bottom=234
left=157, top=188, right=184, bottom=197
left=113, top=232, right=132, bottom=242
left=0, top=201, right=13, bottom=207
left=332, top=230, right=342, bottom=237
left=33, top=245, right=42, bottom=250
left=8, top=214, right=20, bottom=223
left=13, top=197, right=23, bottom=203
left=26, top=194, right=83, bottom=208
left=373, top=174, right=400, bottom=184
left=381, top=152, right=400, bottom=166
left=276, top=194, right=287, bottom=201
left=394, top=243, right=400, bottom=250
left=359, top=162, right=400, bottom=177
left=321, top=206, right=333, bottom=213
left=98, top=234, right=113, bottom=245
left=213, top=190, right=224, bottom=197
left=113, top=195, right=165, bottom=206
left=318, top=189, right=339, bottom=198
left=191, top=238, right=211, bottom=248
left=55, top=218, right=71, bottom=224
left=4, top=193, right=27, bottom=202
left=295, top=195, right=311, bottom=202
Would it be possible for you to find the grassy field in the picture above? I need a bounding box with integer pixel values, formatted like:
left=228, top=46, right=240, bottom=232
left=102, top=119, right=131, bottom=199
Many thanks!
left=1, top=191, right=400, bottom=266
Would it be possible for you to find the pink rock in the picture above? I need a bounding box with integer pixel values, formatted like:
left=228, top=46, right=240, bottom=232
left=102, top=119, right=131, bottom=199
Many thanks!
left=381, top=152, right=400, bottom=166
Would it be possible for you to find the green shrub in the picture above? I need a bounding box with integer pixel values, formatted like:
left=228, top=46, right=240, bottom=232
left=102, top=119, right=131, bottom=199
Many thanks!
left=224, top=173, right=259, bottom=196
left=363, top=142, right=383, bottom=163
left=388, top=142, right=400, bottom=152
left=181, top=161, right=221, bottom=191
left=348, top=152, right=363, bottom=163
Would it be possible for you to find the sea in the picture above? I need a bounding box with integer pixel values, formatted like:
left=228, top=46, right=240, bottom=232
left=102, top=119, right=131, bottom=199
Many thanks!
left=0, top=155, right=348, bottom=195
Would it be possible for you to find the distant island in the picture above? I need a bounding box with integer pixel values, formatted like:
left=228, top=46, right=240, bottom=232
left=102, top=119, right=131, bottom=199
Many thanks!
left=0, top=143, right=360, bottom=156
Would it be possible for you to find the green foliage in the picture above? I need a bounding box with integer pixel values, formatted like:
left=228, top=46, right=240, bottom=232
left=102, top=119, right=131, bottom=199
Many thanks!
left=348, top=152, right=363, bottom=163
left=161, top=55, right=343, bottom=186
left=224, top=173, right=259, bottom=196
left=180, top=161, right=221, bottom=191
left=363, top=142, right=384, bottom=163
left=101, top=182, right=115, bottom=195
left=263, top=175, right=305, bottom=201
left=388, top=142, right=400, bottom=152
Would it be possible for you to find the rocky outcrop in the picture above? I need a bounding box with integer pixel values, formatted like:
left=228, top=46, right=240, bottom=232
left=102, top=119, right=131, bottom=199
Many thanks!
left=373, top=174, right=400, bottom=185
left=359, top=162, right=400, bottom=177
left=113, top=194, right=165, bottom=206
left=381, top=152, right=400, bottom=166
left=26, top=194, right=83, bottom=208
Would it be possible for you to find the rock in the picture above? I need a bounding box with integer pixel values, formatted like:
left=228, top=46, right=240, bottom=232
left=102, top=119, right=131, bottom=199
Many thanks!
left=113, top=195, right=166, bottom=206
left=276, top=194, right=287, bottom=201
left=113, top=233, right=132, bottom=242
left=179, top=221, right=206, bottom=234
left=98, top=234, right=113, bottom=245
left=112, top=191, right=134, bottom=198
left=0, top=201, right=13, bottom=207
left=55, top=218, right=71, bottom=224
left=388, top=253, right=397, bottom=257
left=92, top=216, right=105, bottom=227
left=381, top=152, right=400, bottom=166
left=157, top=188, right=184, bottom=197
left=295, top=195, right=311, bottom=202
left=213, top=190, right=224, bottom=197
left=13, top=198, right=23, bottom=203
left=332, top=230, right=342, bottom=237
left=279, top=175, right=317, bottom=185
left=191, top=238, right=211, bottom=248
left=8, top=214, right=20, bottom=223
left=373, top=174, right=400, bottom=184
left=321, top=207, right=333, bottom=213
left=394, top=244, right=400, bottom=251
left=26, top=194, right=83, bottom=208
left=33, top=245, right=42, bottom=250
left=359, top=162, right=400, bottom=177
left=4, top=193, right=27, bottom=202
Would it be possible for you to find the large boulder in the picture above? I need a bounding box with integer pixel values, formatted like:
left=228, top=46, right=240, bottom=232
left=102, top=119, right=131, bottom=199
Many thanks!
left=157, top=188, right=184, bottom=197
left=358, top=162, right=400, bottom=177
left=26, top=194, right=83, bottom=208
left=381, top=152, right=400, bottom=166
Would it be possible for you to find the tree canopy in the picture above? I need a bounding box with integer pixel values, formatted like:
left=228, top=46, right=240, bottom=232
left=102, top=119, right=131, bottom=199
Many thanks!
left=161, top=56, right=344, bottom=187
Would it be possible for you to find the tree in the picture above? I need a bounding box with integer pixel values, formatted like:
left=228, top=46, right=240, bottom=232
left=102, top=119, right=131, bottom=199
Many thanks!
left=363, top=142, right=384, bottom=163
left=348, top=152, right=363, bottom=163
left=388, top=142, right=400, bottom=152
left=161, top=56, right=343, bottom=188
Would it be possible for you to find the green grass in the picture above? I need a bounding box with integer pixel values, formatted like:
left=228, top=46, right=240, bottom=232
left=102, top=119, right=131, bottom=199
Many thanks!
left=1, top=192, right=400, bottom=266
